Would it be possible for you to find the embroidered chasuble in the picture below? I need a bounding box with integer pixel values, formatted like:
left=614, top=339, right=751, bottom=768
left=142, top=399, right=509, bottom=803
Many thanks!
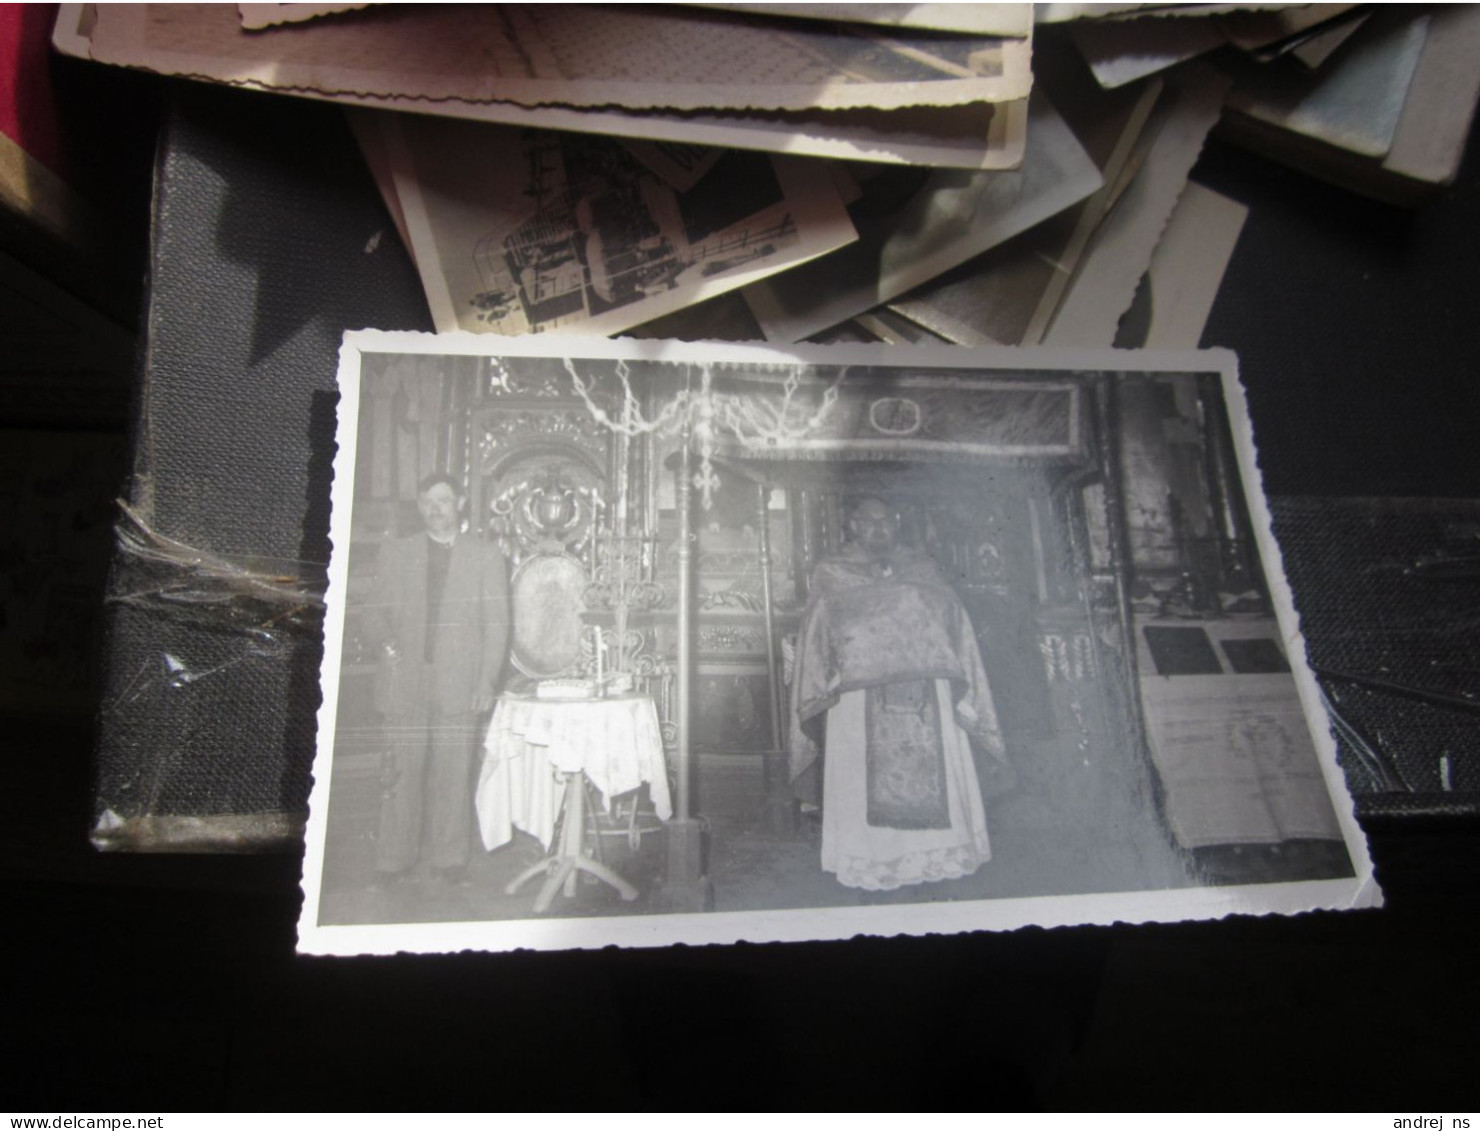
left=790, top=546, right=1006, bottom=890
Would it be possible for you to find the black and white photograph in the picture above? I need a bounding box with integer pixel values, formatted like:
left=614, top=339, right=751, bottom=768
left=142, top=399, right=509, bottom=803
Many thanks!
left=298, top=334, right=1373, bottom=955
left=740, top=93, right=1103, bottom=343
left=386, top=114, right=858, bottom=338
left=82, top=3, right=1033, bottom=114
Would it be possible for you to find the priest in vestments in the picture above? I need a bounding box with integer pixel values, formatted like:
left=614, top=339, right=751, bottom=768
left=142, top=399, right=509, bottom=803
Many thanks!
left=789, top=496, right=1007, bottom=892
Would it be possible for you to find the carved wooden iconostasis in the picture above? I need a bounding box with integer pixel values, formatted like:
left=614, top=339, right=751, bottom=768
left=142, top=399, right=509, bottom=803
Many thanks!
left=341, top=354, right=1349, bottom=898
left=470, top=359, right=614, bottom=682
left=693, top=365, right=1184, bottom=891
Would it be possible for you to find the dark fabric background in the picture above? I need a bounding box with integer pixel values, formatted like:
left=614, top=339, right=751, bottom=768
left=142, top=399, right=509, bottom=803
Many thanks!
left=1197, top=129, right=1480, bottom=500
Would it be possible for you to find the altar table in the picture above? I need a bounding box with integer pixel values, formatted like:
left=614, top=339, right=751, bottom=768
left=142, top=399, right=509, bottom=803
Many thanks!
left=475, top=692, right=672, bottom=855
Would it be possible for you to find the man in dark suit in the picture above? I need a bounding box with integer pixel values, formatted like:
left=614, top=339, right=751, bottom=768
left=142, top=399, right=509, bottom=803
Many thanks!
left=362, top=471, right=510, bottom=884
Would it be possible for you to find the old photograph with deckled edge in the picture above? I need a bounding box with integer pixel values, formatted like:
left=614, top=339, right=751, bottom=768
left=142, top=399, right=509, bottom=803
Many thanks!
left=692, top=3, right=1037, bottom=38
left=384, top=113, right=858, bottom=338
left=298, top=333, right=1378, bottom=956
left=236, top=3, right=368, bottom=31
left=55, top=4, right=1029, bottom=171
left=741, top=92, right=1103, bottom=344
left=360, top=97, right=1031, bottom=175
left=84, top=3, right=1033, bottom=113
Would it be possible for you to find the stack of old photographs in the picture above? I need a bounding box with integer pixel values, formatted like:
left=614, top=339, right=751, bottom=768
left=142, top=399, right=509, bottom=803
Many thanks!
left=57, top=2, right=1038, bottom=339
left=1060, top=3, right=1480, bottom=206
left=54, top=4, right=1480, bottom=345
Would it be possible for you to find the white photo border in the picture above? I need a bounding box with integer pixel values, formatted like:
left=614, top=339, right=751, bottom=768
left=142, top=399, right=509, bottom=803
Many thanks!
left=298, top=332, right=1379, bottom=956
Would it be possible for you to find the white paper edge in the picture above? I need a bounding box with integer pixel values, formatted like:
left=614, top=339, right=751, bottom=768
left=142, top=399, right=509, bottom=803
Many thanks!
left=1141, top=182, right=1248, bottom=350
left=51, top=2, right=92, bottom=58
left=332, top=90, right=1030, bottom=172
left=55, top=3, right=1026, bottom=172
left=85, top=4, right=1034, bottom=114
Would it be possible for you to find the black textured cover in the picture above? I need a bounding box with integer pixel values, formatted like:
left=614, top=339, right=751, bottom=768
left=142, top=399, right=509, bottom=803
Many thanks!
left=1270, top=496, right=1480, bottom=822
left=93, top=87, right=430, bottom=846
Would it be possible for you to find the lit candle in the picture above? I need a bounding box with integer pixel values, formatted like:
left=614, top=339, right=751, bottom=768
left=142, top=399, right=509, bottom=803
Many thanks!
left=593, top=625, right=604, bottom=689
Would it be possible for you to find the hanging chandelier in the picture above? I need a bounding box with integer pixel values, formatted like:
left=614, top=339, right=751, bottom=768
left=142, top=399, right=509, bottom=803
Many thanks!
left=562, top=358, right=846, bottom=510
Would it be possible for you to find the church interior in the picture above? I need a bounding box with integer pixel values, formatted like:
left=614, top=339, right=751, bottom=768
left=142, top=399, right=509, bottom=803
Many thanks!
left=317, top=351, right=1353, bottom=925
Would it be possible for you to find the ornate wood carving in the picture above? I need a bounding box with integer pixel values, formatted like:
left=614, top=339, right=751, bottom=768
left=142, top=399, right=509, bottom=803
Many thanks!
left=477, top=408, right=609, bottom=478
left=486, top=459, right=605, bottom=568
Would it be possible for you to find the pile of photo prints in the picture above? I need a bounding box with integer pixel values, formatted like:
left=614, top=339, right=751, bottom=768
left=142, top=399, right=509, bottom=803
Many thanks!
left=58, top=2, right=1480, bottom=953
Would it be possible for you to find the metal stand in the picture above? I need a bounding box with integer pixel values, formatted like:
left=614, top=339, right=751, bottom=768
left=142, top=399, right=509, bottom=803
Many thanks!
left=560, top=360, right=846, bottom=907
left=757, top=481, right=798, bottom=835
left=654, top=417, right=712, bottom=911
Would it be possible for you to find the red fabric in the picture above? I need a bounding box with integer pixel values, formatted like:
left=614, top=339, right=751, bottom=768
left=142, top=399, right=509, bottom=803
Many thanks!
left=0, top=3, right=67, bottom=178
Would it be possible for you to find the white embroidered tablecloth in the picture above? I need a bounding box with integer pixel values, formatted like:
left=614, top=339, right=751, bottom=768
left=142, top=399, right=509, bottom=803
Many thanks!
left=476, top=693, right=671, bottom=851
